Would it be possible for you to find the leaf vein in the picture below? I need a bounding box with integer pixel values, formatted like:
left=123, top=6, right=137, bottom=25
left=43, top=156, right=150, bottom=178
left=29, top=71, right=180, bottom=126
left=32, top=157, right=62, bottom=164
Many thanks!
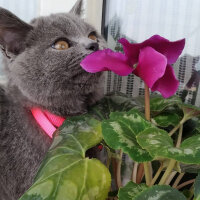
left=78, top=159, right=88, bottom=199
left=49, top=146, right=81, bottom=155
left=41, top=153, right=74, bottom=171
left=35, top=159, right=82, bottom=184
left=68, top=134, right=85, bottom=157
left=53, top=171, right=62, bottom=197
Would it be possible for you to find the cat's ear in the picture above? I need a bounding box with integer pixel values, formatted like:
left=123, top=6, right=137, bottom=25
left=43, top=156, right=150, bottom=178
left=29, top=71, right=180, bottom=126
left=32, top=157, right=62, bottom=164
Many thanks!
left=0, top=7, right=33, bottom=57
left=69, top=0, right=83, bottom=16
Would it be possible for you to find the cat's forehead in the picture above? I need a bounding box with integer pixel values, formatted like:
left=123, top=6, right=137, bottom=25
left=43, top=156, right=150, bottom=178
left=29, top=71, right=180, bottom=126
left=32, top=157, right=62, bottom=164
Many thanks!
left=30, top=13, right=94, bottom=38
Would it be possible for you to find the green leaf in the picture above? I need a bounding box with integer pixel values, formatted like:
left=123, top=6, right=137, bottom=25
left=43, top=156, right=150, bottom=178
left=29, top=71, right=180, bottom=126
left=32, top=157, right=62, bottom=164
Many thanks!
left=180, top=104, right=200, bottom=120
left=158, top=158, right=181, bottom=172
left=88, top=92, right=141, bottom=120
left=182, top=189, right=193, bottom=199
left=102, top=109, right=153, bottom=162
left=194, top=173, right=200, bottom=200
left=152, top=113, right=181, bottom=127
left=118, top=182, right=186, bottom=200
left=118, top=181, right=148, bottom=200
left=181, top=119, right=200, bottom=141
left=20, top=194, right=43, bottom=200
left=20, top=115, right=111, bottom=200
left=150, top=96, right=182, bottom=113
left=180, top=163, right=200, bottom=173
left=137, top=127, right=200, bottom=164
left=191, top=119, right=200, bottom=135
left=135, top=185, right=186, bottom=200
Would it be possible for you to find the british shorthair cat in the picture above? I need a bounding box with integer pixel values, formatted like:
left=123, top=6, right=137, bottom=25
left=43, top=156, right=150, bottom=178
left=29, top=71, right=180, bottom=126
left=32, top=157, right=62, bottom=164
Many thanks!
left=0, top=0, right=106, bottom=199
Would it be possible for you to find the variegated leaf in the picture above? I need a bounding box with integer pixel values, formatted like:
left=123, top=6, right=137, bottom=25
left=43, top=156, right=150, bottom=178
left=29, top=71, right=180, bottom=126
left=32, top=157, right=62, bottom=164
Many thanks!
left=118, top=182, right=186, bottom=200
left=20, top=115, right=111, bottom=200
left=102, top=109, right=153, bottom=162
left=88, top=92, right=140, bottom=120
left=150, top=96, right=181, bottom=113
left=180, top=104, right=200, bottom=120
left=194, top=173, right=200, bottom=200
left=137, top=127, right=200, bottom=164
left=118, top=181, right=147, bottom=200
left=152, top=113, right=181, bottom=127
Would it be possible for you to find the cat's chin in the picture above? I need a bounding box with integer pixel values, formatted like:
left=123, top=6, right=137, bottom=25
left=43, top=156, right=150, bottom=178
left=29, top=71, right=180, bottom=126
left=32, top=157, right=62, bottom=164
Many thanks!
left=8, top=71, right=104, bottom=117
left=43, top=74, right=105, bottom=117
left=43, top=91, right=103, bottom=117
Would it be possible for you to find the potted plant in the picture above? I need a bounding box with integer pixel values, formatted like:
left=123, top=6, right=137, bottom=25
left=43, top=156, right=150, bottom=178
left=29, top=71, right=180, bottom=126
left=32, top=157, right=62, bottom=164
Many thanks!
left=20, top=35, right=200, bottom=200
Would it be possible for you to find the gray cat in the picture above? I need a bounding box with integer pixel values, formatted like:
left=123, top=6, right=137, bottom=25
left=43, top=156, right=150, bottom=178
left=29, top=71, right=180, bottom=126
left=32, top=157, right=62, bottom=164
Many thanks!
left=0, top=0, right=106, bottom=199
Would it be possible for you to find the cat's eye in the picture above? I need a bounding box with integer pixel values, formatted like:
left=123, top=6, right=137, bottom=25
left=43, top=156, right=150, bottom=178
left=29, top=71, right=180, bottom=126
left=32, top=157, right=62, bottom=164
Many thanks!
left=52, top=40, right=69, bottom=50
left=88, top=32, right=97, bottom=41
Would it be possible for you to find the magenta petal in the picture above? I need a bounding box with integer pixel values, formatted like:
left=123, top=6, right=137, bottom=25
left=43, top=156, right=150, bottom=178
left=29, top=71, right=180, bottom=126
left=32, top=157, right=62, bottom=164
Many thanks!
left=119, top=35, right=185, bottom=65
left=119, top=38, right=139, bottom=65
left=153, top=37, right=185, bottom=64
left=80, top=49, right=133, bottom=76
left=151, top=65, right=179, bottom=98
left=133, top=47, right=167, bottom=88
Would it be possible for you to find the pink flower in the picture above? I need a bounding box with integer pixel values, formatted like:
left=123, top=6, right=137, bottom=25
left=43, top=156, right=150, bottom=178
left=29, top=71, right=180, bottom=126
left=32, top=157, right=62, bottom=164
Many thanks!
left=80, top=35, right=185, bottom=98
left=81, top=49, right=133, bottom=76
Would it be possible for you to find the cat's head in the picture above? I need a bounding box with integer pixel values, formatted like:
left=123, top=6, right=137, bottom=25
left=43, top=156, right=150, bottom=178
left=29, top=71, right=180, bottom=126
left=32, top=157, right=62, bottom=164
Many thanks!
left=0, top=0, right=106, bottom=116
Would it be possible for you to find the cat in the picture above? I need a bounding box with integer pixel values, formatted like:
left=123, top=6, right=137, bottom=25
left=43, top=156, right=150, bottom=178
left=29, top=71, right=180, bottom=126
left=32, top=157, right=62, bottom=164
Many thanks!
left=0, top=0, right=106, bottom=199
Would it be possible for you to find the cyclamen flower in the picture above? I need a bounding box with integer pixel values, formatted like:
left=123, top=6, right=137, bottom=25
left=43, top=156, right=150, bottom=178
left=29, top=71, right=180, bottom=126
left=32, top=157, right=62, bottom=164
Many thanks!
left=80, top=35, right=185, bottom=98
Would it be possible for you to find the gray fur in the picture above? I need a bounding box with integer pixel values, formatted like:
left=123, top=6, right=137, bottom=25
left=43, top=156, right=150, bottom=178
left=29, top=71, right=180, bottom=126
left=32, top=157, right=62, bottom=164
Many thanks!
left=70, top=0, right=83, bottom=16
left=0, top=1, right=106, bottom=199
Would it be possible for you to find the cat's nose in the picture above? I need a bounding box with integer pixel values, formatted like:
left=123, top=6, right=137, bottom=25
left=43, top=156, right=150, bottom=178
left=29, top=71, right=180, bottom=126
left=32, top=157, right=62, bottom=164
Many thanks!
left=85, top=42, right=99, bottom=51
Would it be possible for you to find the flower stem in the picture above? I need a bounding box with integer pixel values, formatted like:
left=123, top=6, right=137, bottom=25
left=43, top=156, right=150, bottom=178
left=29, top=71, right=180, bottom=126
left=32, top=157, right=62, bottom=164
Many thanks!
left=132, top=162, right=138, bottom=183
left=145, top=84, right=151, bottom=121
left=105, top=146, right=111, bottom=168
left=169, top=118, right=185, bottom=137
left=158, top=159, right=176, bottom=185
left=143, top=84, right=152, bottom=186
left=144, top=162, right=151, bottom=186
left=136, top=164, right=144, bottom=183
left=172, top=173, right=185, bottom=188
left=111, top=158, right=118, bottom=188
left=188, top=185, right=194, bottom=200
left=116, top=149, right=123, bottom=188
left=159, top=125, right=183, bottom=185
left=176, top=179, right=195, bottom=190
left=176, top=125, right=183, bottom=148
left=165, top=124, right=183, bottom=186
left=165, top=171, right=177, bottom=185
left=150, top=162, right=164, bottom=186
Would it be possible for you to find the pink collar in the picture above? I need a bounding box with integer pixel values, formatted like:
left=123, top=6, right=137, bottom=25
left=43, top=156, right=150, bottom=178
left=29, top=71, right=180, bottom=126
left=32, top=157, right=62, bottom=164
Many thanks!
left=31, top=108, right=65, bottom=138
left=31, top=107, right=103, bottom=151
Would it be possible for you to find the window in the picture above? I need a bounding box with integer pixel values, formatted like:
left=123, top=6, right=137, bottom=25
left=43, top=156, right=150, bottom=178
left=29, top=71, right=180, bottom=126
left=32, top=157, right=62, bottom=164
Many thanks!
left=0, top=0, right=39, bottom=83
left=102, top=0, right=200, bottom=106
left=0, top=0, right=84, bottom=83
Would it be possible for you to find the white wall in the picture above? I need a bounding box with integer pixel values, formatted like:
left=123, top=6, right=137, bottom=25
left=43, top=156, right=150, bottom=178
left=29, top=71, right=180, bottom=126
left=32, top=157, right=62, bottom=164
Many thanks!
left=0, top=0, right=39, bottom=22
left=0, top=0, right=40, bottom=83
left=39, top=0, right=103, bottom=33
left=0, top=0, right=103, bottom=83
left=85, top=0, right=103, bottom=33
left=39, top=0, right=78, bottom=16
left=0, top=0, right=103, bottom=31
